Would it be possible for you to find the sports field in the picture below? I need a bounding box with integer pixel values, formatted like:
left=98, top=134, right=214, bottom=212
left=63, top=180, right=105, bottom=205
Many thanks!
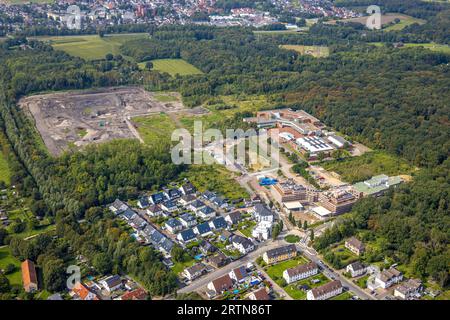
left=280, top=45, right=330, bottom=58
left=35, top=33, right=150, bottom=60
left=142, top=59, right=203, bottom=76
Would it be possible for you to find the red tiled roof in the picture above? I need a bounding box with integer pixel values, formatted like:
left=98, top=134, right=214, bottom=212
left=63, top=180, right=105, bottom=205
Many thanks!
left=21, top=259, right=38, bottom=288
left=121, top=288, right=148, bottom=300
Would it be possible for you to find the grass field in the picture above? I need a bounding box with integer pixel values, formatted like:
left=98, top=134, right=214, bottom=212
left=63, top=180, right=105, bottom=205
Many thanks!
left=180, top=165, right=248, bottom=201
left=321, top=151, right=416, bottom=184
left=142, top=59, right=203, bottom=77
left=180, top=94, right=273, bottom=132
left=265, top=256, right=309, bottom=284
left=132, top=113, right=178, bottom=145
left=280, top=45, right=330, bottom=58
left=284, top=235, right=300, bottom=243
left=0, top=246, right=22, bottom=286
left=384, top=15, right=426, bottom=31
left=35, top=33, right=150, bottom=60
left=0, top=149, right=11, bottom=185
left=284, top=273, right=330, bottom=300
left=371, top=42, right=450, bottom=54
left=331, top=291, right=354, bottom=300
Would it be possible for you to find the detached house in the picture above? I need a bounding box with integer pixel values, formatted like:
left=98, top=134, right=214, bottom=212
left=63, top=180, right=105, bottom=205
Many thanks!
left=146, top=204, right=163, bottom=217
left=249, top=287, right=270, bottom=300
left=225, top=211, right=242, bottom=225
left=183, top=263, right=207, bottom=281
left=231, top=235, right=255, bottom=254
left=345, top=237, right=365, bottom=256
left=189, top=200, right=206, bottom=213
left=198, top=206, right=216, bottom=220
left=229, top=266, right=249, bottom=283
left=307, top=280, right=343, bottom=300
left=179, top=213, right=197, bottom=228
left=161, top=200, right=178, bottom=213
left=178, top=194, right=196, bottom=206
left=394, top=279, right=422, bottom=300
left=199, top=240, right=217, bottom=255
left=164, top=188, right=182, bottom=200
left=209, top=216, right=227, bottom=230
left=374, top=268, right=403, bottom=289
left=165, top=218, right=183, bottom=233
left=149, top=192, right=167, bottom=205
left=346, top=261, right=366, bottom=278
left=100, top=275, right=122, bottom=292
left=109, top=199, right=129, bottom=215
left=177, top=228, right=197, bottom=243
left=137, top=196, right=150, bottom=209
left=179, top=181, right=196, bottom=195
left=207, top=252, right=230, bottom=268
left=283, top=262, right=318, bottom=284
left=71, top=282, right=99, bottom=300
left=252, top=204, right=274, bottom=222
left=194, top=222, right=213, bottom=237
left=207, top=274, right=233, bottom=295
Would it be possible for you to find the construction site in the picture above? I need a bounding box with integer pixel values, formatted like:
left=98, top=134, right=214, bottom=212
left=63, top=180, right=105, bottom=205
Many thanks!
left=19, top=87, right=186, bottom=155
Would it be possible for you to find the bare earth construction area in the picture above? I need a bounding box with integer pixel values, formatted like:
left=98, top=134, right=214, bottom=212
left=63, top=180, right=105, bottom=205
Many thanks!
left=20, top=87, right=185, bottom=155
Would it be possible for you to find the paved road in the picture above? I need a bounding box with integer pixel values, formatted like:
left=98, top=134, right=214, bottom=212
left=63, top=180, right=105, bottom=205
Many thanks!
left=295, top=241, right=375, bottom=300
left=177, top=239, right=284, bottom=294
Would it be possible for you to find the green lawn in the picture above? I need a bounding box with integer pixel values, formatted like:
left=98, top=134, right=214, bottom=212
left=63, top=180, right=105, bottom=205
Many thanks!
left=132, top=113, right=178, bottom=145
left=142, top=59, right=203, bottom=77
left=384, top=15, right=426, bottom=31
left=370, top=42, right=450, bottom=54
left=180, top=165, right=249, bottom=201
left=0, top=246, right=22, bottom=286
left=0, top=149, right=11, bottom=185
left=284, top=235, right=300, bottom=243
left=284, top=273, right=330, bottom=300
left=321, top=151, right=416, bottom=184
left=355, top=274, right=370, bottom=289
left=265, top=256, right=309, bottom=284
left=237, top=220, right=256, bottom=237
left=331, top=291, right=354, bottom=300
left=35, top=33, right=150, bottom=60
left=172, top=257, right=196, bottom=275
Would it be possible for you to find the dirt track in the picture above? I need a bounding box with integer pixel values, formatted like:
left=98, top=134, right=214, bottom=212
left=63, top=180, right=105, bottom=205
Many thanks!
left=19, top=87, right=185, bottom=155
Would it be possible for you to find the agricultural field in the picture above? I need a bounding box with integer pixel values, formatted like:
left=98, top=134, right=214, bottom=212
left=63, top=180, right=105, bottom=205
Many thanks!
left=35, top=33, right=149, bottom=60
left=0, top=246, right=22, bottom=286
left=327, top=13, right=425, bottom=31
left=280, top=45, right=330, bottom=58
left=180, top=165, right=248, bottom=201
left=0, top=148, right=11, bottom=185
left=142, top=59, right=203, bottom=77
left=132, top=113, right=178, bottom=145
left=320, top=151, right=416, bottom=184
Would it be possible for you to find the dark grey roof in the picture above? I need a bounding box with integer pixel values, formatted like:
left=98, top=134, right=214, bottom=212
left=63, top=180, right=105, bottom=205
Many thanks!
left=166, top=218, right=182, bottom=228
left=103, top=275, right=122, bottom=288
left=179, top=228, right=196, bottom=241
left=200, top=206, right=215, bottom=215
left=191, top=199, right=206, bottom=209
left=196, top=222, right=212, bottom=235
left=265, top=244, right=296, bottom=259
left=179, top=213, right=195, bottom=222
left=211, top=217, right=227, bottom=229
left=122, top=208, right=137, bottom=220
left=232, top=235, right=253, bottom=249
left=160, top=238, right=174, bottom=252
left=254, top=204, right=273, bottom=217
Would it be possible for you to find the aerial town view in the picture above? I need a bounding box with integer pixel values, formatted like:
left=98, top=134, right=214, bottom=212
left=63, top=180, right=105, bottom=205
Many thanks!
left=0, top=0, right=448, bottom=314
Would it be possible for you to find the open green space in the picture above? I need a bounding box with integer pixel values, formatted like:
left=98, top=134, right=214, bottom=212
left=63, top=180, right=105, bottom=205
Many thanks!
left=355, top=274, right=370, bottom=289
left=172, top=257, right=196, bottom=275
left=132, top=113, right=178, bottom=145
left=265, top=256, right=309, bottom=284
left=280, top=45, right=330, bottom=58
left=284, top=235, right=300, bottom=243
left=180, top=165, right=248, bottom=201
left=0, top=246, right=22, bottom=286
left=320, top=151, right=416, bottom=184
left=0, top=148, right=11, bottom=185
left=237, top=220, right=256, bottom=238
left=384, top=15, right=426, bottom=31
left=284, top=273, right=330, bottom=300
left=370, top=42, right=450, bottom=54
left=35, top=33, right=149, bottom=60
left=142, top=59, right=203, bottom=77
left=331, top=291, right=354, bottom=300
